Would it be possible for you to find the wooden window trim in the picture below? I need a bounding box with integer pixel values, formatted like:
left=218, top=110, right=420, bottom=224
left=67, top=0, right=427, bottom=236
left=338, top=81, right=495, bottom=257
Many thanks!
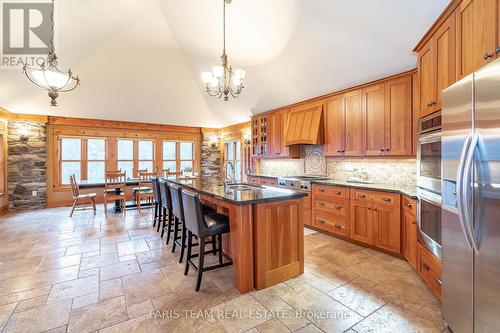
left=163, top=140, right=195, bottom=173
left=117, top=138, right=155, bottom=178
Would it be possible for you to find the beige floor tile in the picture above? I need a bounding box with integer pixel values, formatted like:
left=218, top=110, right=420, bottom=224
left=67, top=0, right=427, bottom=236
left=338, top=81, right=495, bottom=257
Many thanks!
left=256, top=318, right=291, bottom=332
left=100, top=314, right=163, bottom=333
left=37, top=254, right=81, bottom=272
left=100, top=278, right=124, bottom=301
left=72, top=292, right=99, bottom=309
left=127, top=299, right=154, bottom=319
left=0, top=256, right=44, bottom=281
left=122, top=269, right=173, bottom=305
left=65, top=242, right=100, bottom=256
left=0, top=302, right=17, bottom=330
left=0, top=266, right=79, bottom=295
left=47, top=275, right=99, bottom=303
left=294, top=323, right=324, bottom=333
left=80, top=252, right=120, bottom=270
left=67, top=296, right=128, bottom=333
left=328, top=283, right=386, bottom=316
left=14, top=294, right=48, bottom=312
left=116, top=239, right=150, bottom=257
left=3, top=300, right=72, bottom=333
left=100, top=260, right=141, bottom=281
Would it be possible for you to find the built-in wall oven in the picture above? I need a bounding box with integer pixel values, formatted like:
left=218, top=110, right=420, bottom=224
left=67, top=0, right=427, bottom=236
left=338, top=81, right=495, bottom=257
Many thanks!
left=417, top=111, right=442, bottom=259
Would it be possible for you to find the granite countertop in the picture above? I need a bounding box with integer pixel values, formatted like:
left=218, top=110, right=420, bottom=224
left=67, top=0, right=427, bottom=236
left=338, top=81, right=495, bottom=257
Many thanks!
left=246, top=173, right=279, bottom=179
left=311, top=180, right=417, bottom=199
left=168, top=179, right=307, bottom=205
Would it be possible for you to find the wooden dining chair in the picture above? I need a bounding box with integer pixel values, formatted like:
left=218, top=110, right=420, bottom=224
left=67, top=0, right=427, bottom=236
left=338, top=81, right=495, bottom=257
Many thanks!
left=166, top=171, right=183, bottom=179
left=135, top=171, right=155, bottom=211
left=69, top=175, right=97, bottom=217
left=157, top=168, right=171, bottom=177
left=104, top=171, right=127, bottom=214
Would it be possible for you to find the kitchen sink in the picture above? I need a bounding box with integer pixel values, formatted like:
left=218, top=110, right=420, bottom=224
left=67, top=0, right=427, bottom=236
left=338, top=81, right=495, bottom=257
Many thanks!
left=226, top=184, right=261, bottom=191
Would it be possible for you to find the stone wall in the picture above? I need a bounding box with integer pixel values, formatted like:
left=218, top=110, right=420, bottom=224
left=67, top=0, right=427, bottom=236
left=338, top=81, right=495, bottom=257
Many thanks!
left=7, top=121, right=47, bottom=211
left=201, top=132, right=221, bottom=186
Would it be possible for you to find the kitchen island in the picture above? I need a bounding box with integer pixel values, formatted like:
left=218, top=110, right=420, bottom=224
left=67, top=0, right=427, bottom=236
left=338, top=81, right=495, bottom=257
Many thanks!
left=168, top=179, right=308, bottom=293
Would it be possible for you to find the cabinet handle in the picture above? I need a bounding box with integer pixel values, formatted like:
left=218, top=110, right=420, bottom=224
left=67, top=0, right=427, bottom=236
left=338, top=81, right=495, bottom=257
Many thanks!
left=357, top=194, right=366, bottom=199
left=334, top=224, right=342, bottom=229
left=385, top=149, right=390, bottom=152
left=484, top=53, right=494, bottom=60
left=422, top=262, right=430, bottom=271
left=334, top=204, right=342, bottom=210
left=380, top=149, right=385, bottom=152
left=318, top=202, right=325, bottom=207
left=381, top=197, right=391, bottom=202
left=405, top=203, right=412, bottom=208
left=334, top=191, right=341, bottom=195
left=436, top=278, right=442, bottom=286
left=412, top=221, right=417, bottom=225
left=319, top=219, right=325, bottom=224
left=368, top=207, right=372, bottom=211
left=337, top=150, right=346, bottom=153
left=427, top=101, right=437, bottom=107
left=318, top=188, right=325, bottom=193
left=496, top=47, right=500, bottom=55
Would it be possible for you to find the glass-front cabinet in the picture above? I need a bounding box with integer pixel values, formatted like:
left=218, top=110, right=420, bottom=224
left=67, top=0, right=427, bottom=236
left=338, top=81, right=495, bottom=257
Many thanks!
left=251, top=115, right=268, bottom=157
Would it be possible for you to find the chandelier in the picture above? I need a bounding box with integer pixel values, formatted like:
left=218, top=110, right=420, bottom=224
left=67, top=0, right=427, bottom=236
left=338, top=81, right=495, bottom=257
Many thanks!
left=23, top=0, right=80, bottom=106
left=201, top=0, right=245, bottom=101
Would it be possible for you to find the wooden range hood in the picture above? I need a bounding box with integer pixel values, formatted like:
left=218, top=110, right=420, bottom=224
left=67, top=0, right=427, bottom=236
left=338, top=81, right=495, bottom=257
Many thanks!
left=284, top=103, right=324, bottom=146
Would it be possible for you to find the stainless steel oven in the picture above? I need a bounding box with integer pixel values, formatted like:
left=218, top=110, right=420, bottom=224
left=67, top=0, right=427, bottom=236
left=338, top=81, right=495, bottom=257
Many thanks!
left=417, top=188, right=442, bottom=259
left=417, top=112, right=442, bottom=194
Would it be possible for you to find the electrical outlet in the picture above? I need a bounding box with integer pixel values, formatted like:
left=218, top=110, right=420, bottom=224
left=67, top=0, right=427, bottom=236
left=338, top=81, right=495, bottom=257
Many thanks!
left=32, top=191, right=38, bottom=197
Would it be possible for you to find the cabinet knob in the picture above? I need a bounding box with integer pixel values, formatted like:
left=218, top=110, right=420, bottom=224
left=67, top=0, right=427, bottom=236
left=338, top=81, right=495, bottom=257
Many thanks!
left=368, top=207, right=372, bottom=211
left=422, top=262, right=430, bottom=271
left=318, top=188, right=325, bottom=193
left=318, top=202, right=325, bottom=207
left=334, top=224, right=342, bottom=229
left=484, top=53, right=494, bottom=60
left=436, top=278, right=442, bottom=286
left=405, top=203, right=412, bottom=208
left=427, top=101, right=437, bottom=107
left=319, top=219, right=325, bottom=224
left=412, top=221, right=417, bottom=225
left=381, top=197, right=391, bottom=202
left=357, top=194, right=366, bottom=199
left=380, top=149, right=385, bottom=152
left=496, top=47, right=500, bottom=55
left=334, top=204, right=342, bottom=210
left=334, top=191, right=341, bottom=195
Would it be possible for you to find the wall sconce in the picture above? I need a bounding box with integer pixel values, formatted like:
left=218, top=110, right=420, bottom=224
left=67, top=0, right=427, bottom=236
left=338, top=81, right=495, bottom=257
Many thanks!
left=243, top=133, right=251, bottom=146
left=209, top=134, right=220, bottom=148
left=18, top=125, right=30, bottom=143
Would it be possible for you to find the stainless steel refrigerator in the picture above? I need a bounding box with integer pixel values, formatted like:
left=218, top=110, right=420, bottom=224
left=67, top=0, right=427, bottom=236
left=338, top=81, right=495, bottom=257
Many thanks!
left=442, top=57, right=500, bottom=332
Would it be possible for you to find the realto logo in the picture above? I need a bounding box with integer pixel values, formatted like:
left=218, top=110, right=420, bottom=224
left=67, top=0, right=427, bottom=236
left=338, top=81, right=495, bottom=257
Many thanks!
left=1, top=1, right=53, bottom=68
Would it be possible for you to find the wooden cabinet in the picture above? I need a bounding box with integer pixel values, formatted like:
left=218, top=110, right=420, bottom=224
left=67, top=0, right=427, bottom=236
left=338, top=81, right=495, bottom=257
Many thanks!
left=402, top=196, right=418, bottom=270
left=251, top=115, right=268, bottom=157
left=311, top=184, right=349, bottom=237
left=364, top=84, right=386, bottom=156
left=417, top=14, right=456, bottom=119
left=324, top=95, right=346, bottom=157
left=260, top=177, right=277, bottom=187
left=286, top=101, right=324, bottom=146
left=349, top=200, right=373, bottom=245
left=343, top=90, right=365, bottom=156
left=247, top=176, right=261, bottom=185
left=268, top=111, right=282, bottom=157
left=455, top=0, right=497, bottom=79
left=384, top=76, right=413, bottom=155
left=418, top=242, right=442, bottom=299
left=373, top=203, right=401, bottom=254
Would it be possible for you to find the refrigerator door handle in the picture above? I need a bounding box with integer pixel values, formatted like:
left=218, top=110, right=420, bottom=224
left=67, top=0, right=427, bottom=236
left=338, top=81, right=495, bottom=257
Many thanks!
left=462, top=130, right=480, bottom=253
left=456, top=130, right=474, bottom=249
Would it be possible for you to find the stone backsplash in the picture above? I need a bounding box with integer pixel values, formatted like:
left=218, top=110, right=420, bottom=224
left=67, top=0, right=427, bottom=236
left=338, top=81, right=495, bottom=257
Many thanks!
left=7, top=121, right=47, bottom=211
left=201, top=132, right=221, bottom=187
left=258, top=146, right=417, bottom=186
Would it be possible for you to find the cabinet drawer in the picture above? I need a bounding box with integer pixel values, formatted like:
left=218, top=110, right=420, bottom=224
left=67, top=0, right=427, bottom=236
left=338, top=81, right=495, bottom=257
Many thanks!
left=372, top=192, right=400, bottom=207
left=260, top=178, right=277, bottom=186
left=350, top=189, right=373, bottom=202
left=312, top=185, right=348, bottom=198
left=402, top=196, right=417, bottom=216
left=247, top=176, right=260, bottom=185
left=313, top=214, right=349, bottom=237
left=418, top=243, right=442, bottom=299
left=314, top=196, right=349, bottom=219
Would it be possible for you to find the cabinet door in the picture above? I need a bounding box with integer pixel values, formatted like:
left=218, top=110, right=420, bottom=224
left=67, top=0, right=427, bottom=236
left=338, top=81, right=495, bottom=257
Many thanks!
left=403, top=210, right=418, bottom=270
left=268, top=111, right=281, bottom=157
left=373, top=204, right=401, bottom=254
left=349, top=200, right=372, bottom=245
left=343, top=90, right=365, bottom=156
left=385, top=76, right=413, bottom=156
left=324, top=95, right=346, bottom=156
left=456, top=0, right=497, bottom=79
left=364, top=84, right=386, bottom=156
left=435, top=14, right=456, bottom=111
left=418, top=41, right=436, bottom=118
left=251, top=117, right=260, bottom=156
left=259, top=116, right=268, bottom=156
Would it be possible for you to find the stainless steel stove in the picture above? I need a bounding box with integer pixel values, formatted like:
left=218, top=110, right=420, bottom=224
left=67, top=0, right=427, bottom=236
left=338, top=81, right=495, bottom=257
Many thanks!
left=277, top=175, right=330, bottom=191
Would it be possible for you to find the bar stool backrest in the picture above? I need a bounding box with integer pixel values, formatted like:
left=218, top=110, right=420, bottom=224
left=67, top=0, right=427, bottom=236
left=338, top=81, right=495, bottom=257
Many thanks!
left=151, top=177, right=160, bottom=203
left=169, top=183, right=184, bottom=221
left=159, top=179, right=172, bottom=210
left=181, top=189, right=207, bottom=237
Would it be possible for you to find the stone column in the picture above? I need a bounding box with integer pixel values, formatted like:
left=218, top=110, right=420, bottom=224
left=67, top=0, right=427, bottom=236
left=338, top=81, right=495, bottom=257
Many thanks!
left=201, top=132, right=221, bottom=187
left=7, top=121, right=47, bottom=211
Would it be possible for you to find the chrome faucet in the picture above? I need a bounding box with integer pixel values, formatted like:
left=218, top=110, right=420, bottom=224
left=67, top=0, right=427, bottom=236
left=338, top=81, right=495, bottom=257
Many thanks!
left=223, top=160, right=236, bottom=192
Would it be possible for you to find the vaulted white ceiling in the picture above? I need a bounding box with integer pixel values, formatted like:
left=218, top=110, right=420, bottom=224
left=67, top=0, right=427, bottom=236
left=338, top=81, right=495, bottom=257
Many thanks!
left=0, top=0, right=450, bottom=128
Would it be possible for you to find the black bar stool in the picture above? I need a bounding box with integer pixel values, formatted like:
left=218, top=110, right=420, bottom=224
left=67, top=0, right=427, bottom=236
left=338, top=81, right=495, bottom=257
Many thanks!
left=159, top=178, right=174, bottom=241
left=151, top=177, right=162, bottom=231
left=181, top=189, right=233, bottom=291
left=169, top=183, right=217, bottom=263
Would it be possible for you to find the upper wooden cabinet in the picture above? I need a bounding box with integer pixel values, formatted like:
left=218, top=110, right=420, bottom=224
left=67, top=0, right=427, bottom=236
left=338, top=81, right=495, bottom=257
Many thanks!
left=251, top=115, right=268, bottom=157
left=456, top=0, right=497, bottom=79
left=417, top=14, right=456, bottom=118
left=364, top=84, right=386, bottom=156
left=324, top=95, right=346, bottom=157
left=268, top=110, right=282, bottom=157
left=343, top=90, right=365, bottom=156
left=384, top=76, right=413, bottom=156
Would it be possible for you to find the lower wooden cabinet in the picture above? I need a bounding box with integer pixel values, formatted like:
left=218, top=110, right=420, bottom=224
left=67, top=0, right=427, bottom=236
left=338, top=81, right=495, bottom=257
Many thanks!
left=313, top=213, right=348, bottom=237
left=372, top=203, right=401, bottom=254
left=418, top=242, right=442, bottom=299
left=247, top=176, right=260, bottom=185
left=402, top=197, right=418, bottom=270
left=349, top=200, right=373, bottom=245
left=260, top=178, right=277, bottom=187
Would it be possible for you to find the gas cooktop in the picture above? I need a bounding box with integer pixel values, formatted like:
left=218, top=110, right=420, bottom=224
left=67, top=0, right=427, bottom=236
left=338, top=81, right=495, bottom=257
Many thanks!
left=277, top=175, right=330, bottom=191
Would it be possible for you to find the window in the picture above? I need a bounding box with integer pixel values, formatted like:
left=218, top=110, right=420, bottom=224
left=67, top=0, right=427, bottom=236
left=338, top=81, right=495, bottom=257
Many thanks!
left=162, top=141, right=195, bottom=173
left=117, top=139, right=155, bottom=178
left=59, top=137, right=106, bottom=185
left=225, top=140, right=241, bottom=181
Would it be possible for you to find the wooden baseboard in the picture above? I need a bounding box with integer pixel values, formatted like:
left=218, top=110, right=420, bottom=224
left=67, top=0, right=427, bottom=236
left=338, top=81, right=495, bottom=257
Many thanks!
left=47, top=197, right=105, bottom=208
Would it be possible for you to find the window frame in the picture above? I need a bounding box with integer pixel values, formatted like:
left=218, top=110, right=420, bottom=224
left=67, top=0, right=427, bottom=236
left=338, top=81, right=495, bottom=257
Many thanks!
left=117, top=138, right=155, bottom=178
left=224, top=140, right=242, bottom=181
left=59, top=136, right=107, bottom=185
left=162, top=140, right=195, bottom=173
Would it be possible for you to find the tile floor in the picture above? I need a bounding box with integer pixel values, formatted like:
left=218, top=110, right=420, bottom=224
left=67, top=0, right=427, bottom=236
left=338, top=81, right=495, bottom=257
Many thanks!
left=0, top=206, right=446, bottom=333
